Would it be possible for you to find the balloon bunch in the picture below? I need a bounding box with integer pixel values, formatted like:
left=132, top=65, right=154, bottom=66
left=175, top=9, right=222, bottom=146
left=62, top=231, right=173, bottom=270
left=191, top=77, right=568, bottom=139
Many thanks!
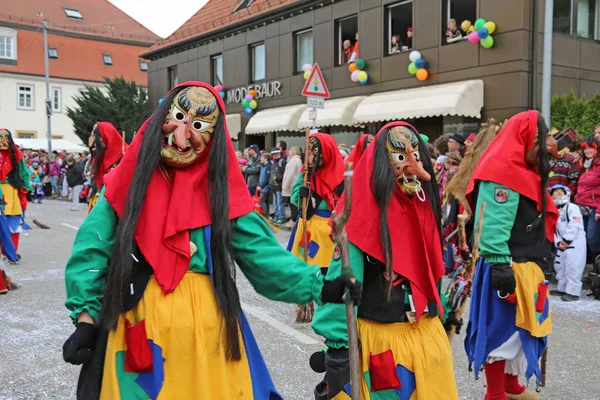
left=407, top=50, right=428, bottom=81
left=463, top=18, right=497, bottom=49
left=214, top=84, right=227, bottom=100
left=348, top=59, right=368, bottom=85
left=302, top=63, right=314, bottom=79
left=241, top=89, right=258, bottom=115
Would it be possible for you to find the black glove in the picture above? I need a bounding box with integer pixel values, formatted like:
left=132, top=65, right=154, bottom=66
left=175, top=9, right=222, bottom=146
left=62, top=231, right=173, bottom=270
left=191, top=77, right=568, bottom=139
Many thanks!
left=26, top=191, right=32, bottom=202
left=491, top=262, right=516, bottom=295
left=63, top=322, right=97, bottom=365
left=321, top=276, right=362, bottom=305
left=324, top=347, right=350, bottom=398
left=299, top=186, right=310, bottom=199
left=443, top=311, right=463, bottom=335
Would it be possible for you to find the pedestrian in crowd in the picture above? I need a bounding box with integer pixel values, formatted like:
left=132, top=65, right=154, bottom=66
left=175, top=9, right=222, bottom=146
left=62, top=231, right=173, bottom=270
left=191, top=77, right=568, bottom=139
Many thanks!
left=549, top=138, right=580, bottom=196
left=575, top=137, right=600, bottom=263
left=346, top=134, right=374, bottom=168
left=48, top=155, right=61, bottom=197
left=66, top=155, right=84, bottom=211
left=282, top=146, right=303, bottom=228
left=244, top=144, right=261, bottom=196
left=446, top=18, right=463, bottom=43
left=277, top=140, right=288, bottom=160
left=269, top=147, right=286, bottom=224
left=447, top=133, right=466, bottom=156
left=433, top=133, right=450, bottom=158
left=594, top=123, right=600, bottom=139
left=464, top=133, right=477, bottom=150
left=29, top=158, right=44, bottom=204
left=258, top=152, right=272, bottom=217
left=549, top=185, right=586, bottom=302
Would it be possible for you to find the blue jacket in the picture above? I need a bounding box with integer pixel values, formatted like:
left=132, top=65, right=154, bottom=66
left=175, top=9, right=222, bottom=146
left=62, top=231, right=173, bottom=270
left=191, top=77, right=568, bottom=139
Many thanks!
left=259, top=162, right=272, bottom=193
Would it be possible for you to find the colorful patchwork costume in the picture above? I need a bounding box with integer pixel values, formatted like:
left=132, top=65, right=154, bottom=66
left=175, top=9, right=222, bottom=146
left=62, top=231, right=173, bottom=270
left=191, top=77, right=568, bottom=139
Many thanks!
left=62, top=82, right=361, bottom=399
left=465, top=111, right=558, bottom=400
left=87, top=122, right=128, bottom=213
left=311, top=122, right=458, bottom=400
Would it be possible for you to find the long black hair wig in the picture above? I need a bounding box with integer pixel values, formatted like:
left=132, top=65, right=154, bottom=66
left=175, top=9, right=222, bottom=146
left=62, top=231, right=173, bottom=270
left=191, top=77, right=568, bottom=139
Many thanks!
left=101, top=86, right=244, bottom=360
left=536, top=112, right=550, bottom=237
left=370, top=126, right=442, bottom=298
left=3, top=129, right=23, bottom=190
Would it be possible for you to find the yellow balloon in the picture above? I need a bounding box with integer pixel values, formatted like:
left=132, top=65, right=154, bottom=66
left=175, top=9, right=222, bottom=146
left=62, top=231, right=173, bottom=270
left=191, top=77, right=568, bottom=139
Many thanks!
left=468, top=25, right=477, bottom=33
left=357, top=71, right=368, bottom=82
left=461, top=20, right=472, bottom=32
left=303, top=71, right=311, bottom=80
left=484, top=21, right=496, bottom=35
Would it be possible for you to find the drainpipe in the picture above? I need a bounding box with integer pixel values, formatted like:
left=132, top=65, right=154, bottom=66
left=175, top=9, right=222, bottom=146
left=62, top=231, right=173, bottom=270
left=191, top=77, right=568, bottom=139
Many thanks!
left=541, top=0, right=554, bottom=124
left=529, top=0, right=538, bottom=111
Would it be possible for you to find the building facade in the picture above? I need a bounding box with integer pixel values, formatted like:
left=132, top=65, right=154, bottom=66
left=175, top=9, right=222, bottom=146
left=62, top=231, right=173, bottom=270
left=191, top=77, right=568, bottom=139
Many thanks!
left=0, top=0, right=159, bottom=145
left=143, top=0, right=600, bottom=150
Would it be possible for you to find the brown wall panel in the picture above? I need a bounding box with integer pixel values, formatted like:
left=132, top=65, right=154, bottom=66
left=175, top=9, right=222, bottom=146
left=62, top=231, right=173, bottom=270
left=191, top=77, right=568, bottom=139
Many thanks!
left=483, top=107, right=528, bottom=122
left=209, top=40, right=224, bottom=55
left=280, top=18, right=291, bottom=34
left=552, top=36, right=581, bottom=68
left=581, top=41, right=600, bottom=71
left=290, top=74, right=306, bottom=99
left=266, top=37, right=281, bottom=80
left=224, top=47, right=247, bottom=87
left=178, top=60, right=199, bottom=82
left=332, top=64, right=358, bottom=90
left=197, top=57, right=211, bottom=83
left=197, top=45, right=208, bottom=58
left=413, top=0, right=440, bottom=50
left=291, top=11, right=314, bottom=32
left=481, top=72, right=528, bottom=110
left=314, top=22, right=334, bottom=70
left=361, top=0, right=382, bottom=11
left=579, top=69, right=600, bottom=83
left=279, top=33, right=293, bottom=78
left=381, top=52, right=412, bottom=81
left=438, top=40, right=478, bottom=73
left=333, top=0, right=359, bottom=19
left=266, top=22, right=280, bottom=39
left=359, top=7, right=382, bottom=61
left=479, top=30, right=527, bottom=66
left=580, top=80, right=600, bottom=98
left=315, top=5, right=333, bottom=25
left=480, top=0, right=527, bottom=33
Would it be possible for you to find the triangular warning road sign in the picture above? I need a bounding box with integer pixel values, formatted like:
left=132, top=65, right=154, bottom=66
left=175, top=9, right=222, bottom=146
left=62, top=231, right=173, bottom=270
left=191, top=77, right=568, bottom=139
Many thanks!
left=302, top=63, right=330, bottom=98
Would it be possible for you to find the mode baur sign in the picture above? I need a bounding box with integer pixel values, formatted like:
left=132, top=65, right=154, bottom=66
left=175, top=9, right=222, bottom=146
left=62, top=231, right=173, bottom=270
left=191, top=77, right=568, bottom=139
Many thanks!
left=226, top=81, right=282, bottom=104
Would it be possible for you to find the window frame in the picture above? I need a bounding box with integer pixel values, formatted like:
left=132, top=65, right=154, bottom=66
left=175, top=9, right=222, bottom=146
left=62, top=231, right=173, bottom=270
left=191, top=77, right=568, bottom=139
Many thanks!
left=139, top=60, right=149, bottom=71
left=168, top=66, right=179, bottom=89
left=250, top=42, right=266, bottom=83
left=64, top=7, right=84, bottom=20
left=48, top=47, right=58, bottom=59
left=335, top=15, right=358, bottom=66
left=385, top=1, right=413, bottom=56
left=103, top=54, right=113, bottom=65
left=211, top=54, right=224, bottom=86
left=233, top=0, right=255, bottom=13
left=16, top=130, right=37, bottom=139
left=553, top=0, right=600, bottom=40
left=0, top=27, right=17, bottom=60
left=294, top=28, right=314, bottom=74
left=52, top=87, right=62, bottom=113
left=442, top=0, right=477, bottom=45
left=17, top=84, right=34, bottom=111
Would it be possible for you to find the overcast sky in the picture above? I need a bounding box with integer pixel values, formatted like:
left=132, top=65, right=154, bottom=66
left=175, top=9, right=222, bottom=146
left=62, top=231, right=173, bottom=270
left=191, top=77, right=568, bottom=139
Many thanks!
left=108, top=0, right=209, bottom=38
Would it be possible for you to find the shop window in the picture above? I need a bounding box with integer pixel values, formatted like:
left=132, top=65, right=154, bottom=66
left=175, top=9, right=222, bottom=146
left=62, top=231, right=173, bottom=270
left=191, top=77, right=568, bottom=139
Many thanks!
left=17, top=84, right=34, bottom=110
left=52, top=87, right=61, bottom=113
left=212, top=54, right=223, bottom=86
left=139, top=60, right=148, bottom=71
left=0, top=27, right=17, bottom=60
left=441, top=0, right=476, bottom=45
left=103, top=54, right=112, bottom=65
left=48, top=47, right=58, bottom=59
left=250, top=42, right=265, bottom=82
left=385, top=1, right=413, bottom=55
left=335, top=15, right=358, bottom=66
left=295, top=29, right=313, bottom=73
left=168, top=66, right=179, bottom=89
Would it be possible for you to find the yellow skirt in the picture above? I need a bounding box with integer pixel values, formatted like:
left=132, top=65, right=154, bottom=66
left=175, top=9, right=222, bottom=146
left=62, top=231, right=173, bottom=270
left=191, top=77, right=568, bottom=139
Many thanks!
left=289, top=214, right=335, bottom=268
left=513, top=261, right=552, bottom=337
left=87, top=193, right=99, bottom=214
left=0, top=183, right=22, bottom=216
left=334, top=316, right=458, bottom=400
left=100, top=272, right=254, bottom=399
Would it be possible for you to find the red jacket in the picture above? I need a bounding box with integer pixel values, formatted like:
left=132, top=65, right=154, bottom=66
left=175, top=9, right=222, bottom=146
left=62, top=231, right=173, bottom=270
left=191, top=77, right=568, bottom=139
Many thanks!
left=575, top=158, right=600, bottom=210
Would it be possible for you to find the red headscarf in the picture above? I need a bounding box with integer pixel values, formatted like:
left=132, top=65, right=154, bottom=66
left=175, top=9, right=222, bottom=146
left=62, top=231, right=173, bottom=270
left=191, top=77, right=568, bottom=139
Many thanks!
left=93, top=122, right=128, bottom=189
left=346, top=134, right=374, bottom=169
left=466, top=110, right=558, bottom=241
left=335, top=122, right=445, bottom=320
left=303, top=133, right=345, bottom=210
left=0, top=133, right=22, bottom=182
left=104, top=82, right=253, bottom=294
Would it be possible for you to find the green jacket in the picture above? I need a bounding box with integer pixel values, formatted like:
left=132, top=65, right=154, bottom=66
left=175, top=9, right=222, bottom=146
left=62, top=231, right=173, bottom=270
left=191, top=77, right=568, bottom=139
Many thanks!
left=291, top=172, right=330, bottom=211
left=65, top=190, right=325, bottom=324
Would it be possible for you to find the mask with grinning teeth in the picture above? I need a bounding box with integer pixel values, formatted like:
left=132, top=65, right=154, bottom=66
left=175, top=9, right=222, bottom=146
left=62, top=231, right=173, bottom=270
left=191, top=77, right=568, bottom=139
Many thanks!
left=161, top=86, right=219, bottom=168
left=386, top=126, right=431, bottom=200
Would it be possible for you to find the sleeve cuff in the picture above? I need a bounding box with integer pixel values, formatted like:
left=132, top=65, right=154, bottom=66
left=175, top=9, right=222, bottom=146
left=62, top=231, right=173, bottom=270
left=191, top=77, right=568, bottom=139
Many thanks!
left=69, top=305, right=99, bottom=326
left=485, top=255, right=511, bottom=264
left=311, top=269, right=325, bottom=306
left=324, top=340, right=350, bottom=349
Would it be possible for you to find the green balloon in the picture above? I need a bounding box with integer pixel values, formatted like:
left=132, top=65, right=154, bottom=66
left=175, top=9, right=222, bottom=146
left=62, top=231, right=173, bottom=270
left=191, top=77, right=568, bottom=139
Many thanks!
left=474, top=18, right=486, bottom=30
left=355, top=59, right=366, bottom=69
left=408, top=62, right=418, bottom=75
left=241, top=100, right=250, bottom=107
left=481, top=36, right=494, bottom=48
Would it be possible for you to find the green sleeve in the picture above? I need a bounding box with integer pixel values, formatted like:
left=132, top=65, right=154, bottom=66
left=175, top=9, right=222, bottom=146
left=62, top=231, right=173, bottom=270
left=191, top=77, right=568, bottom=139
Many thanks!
left=475, top=181, right=519, bottom=264
left=64, top=189, right=117, bottom=324
left=311, top=242, right=364, bottom=349
left=231, top=212, right=324, bottom=305
left=291, top=172, right=304, bottom=207
left=19, top=159, right=32, bottom=191
left=439, top=280, right=450, bottom=323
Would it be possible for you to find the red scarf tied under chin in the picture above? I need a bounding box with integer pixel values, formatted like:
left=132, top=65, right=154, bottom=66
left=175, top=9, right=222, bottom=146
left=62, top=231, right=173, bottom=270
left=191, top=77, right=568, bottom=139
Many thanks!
left=334, top=122, right=445, bottom=321
left=103, top=82, right=254, bottom=294
left=302, top=133, right=345, bottom=210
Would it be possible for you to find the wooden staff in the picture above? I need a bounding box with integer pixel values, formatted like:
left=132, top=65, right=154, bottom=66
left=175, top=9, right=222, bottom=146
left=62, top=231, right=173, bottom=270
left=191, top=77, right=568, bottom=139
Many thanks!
left=539, top=347, right=548, bottom=387
left=297, top=129, right=314, bottom=323
left=331, top=163, right=360, bottom=400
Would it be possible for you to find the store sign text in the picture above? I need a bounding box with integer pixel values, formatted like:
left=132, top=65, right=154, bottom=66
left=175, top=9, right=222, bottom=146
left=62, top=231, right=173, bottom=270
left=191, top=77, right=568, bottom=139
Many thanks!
left=226, top=81, right=282, bottom=104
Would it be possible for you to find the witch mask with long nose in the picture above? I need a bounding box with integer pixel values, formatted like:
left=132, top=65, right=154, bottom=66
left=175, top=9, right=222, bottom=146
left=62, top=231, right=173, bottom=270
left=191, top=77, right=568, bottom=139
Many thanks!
left=386, top=126, right=431, bottom=201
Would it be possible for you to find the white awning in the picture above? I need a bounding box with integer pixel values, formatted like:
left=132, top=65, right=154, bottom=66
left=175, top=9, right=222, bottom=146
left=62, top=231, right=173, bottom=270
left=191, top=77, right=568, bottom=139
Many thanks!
left=353, top=79, right=484, bottom=124
left=245, top=104, right=307, bottom=135
left=298, top=96, right=366, bottom=129
left=226, top=114, right=241, bottom=140
left=14, top=139, right=87, bottom=152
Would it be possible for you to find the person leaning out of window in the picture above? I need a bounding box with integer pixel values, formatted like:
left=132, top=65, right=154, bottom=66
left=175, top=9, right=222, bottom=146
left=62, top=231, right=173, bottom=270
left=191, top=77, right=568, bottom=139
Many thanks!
left=446, top=18, right=464, bottom=43
left=403, top=27, right=413, bottom=51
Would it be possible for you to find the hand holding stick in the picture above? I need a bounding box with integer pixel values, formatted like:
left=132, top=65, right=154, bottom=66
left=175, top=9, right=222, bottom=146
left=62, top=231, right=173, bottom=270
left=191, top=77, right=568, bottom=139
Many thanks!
left=297, top=129, right=314, bottom=323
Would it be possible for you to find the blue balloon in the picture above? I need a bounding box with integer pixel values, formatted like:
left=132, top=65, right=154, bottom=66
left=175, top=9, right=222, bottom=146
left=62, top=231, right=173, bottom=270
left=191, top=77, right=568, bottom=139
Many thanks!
left=158, top=98, right=164, bottom=105
left=415, top=58, right=426, bottom=69
left=359, top=77, right=369, bottom=85
left=219, top=91, right=226, bottom=99
left=478, top=27, right=489, bottom=39
left=245, top=106, right=254, bottom=115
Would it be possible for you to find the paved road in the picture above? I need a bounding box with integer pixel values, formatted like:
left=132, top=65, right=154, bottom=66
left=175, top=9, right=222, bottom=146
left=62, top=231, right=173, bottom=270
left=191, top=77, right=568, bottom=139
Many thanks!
left=1, top=200, right=599, bottom=399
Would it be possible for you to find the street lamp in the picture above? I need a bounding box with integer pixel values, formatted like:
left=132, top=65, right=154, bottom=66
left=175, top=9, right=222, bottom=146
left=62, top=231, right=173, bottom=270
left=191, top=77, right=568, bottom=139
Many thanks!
left=42, top=19, right=53, bottom=154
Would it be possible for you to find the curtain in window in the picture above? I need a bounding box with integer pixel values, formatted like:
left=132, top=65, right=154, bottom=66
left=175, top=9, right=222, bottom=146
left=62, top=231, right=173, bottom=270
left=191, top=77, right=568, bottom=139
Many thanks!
left=297, top=31, right=313, bottom=70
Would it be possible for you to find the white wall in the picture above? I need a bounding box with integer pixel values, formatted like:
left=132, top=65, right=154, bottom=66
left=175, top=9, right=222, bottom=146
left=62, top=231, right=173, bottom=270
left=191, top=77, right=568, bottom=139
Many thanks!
left=0, top=72, right=105, bottom=145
